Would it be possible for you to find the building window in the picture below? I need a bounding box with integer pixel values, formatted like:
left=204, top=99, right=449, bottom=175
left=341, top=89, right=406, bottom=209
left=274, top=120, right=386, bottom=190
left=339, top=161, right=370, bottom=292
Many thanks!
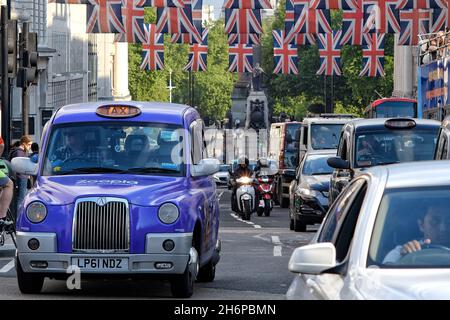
left=70, top=78, right=83, bottom=104
left=49, top=80, right=67, bottom=108
left=12, top=117, right=35, bottom=139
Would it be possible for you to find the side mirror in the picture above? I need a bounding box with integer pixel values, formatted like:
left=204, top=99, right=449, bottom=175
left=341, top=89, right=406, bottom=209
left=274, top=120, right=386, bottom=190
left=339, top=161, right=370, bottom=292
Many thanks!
left=191, top=158, right=220, bottom=177
left=327, top=157, right=350, bottom=170
left=11, top=157, right=38, bottom=176
left=288, top=243, right=336, bottom=275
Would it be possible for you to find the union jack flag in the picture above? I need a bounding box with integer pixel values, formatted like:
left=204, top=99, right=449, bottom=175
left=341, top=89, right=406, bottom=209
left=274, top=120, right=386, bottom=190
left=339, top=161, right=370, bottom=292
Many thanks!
left=228, top=33, right=261, bottom=45
left=310, top=0, right=359, bottom=9
left=341, top=0, right=364, bottom=45
left=121, top=0, right=146, bottom=43
left=273, top=30, right=298, bottom=75
left=156, top=7, right=201, bottom=42
left=316, top=31, right=342, bottom=76
left=225, top=9, right=263, bottom=34
left=86, top=0, right=125, bottom=33
left=143, top=0, right=184, bottom=7
left=223, top=0, right=272, bottom=9
left=399, top=8, right=431, bottom=45
left=363, top=0, right=401, bottom=33
left=284, top=6, right=332, bottom=44
left=184, top=0, right=203, bottom=35
left=170, top=33, right=200, bottom=43
left=396, top=0, right=441, bottom=9
left=284, top=0, right=296, bottom=34
left=288, top=33, right=316, bottom=45
left=228, top=44, right=253, bottom=73
left=432, top=0, right=450, bottom=8
left=140, top=23, right=165, bottom=71
left=431, top=7, right=450, bottom=32
left=360, top=33, right=385, bottom=77
left=184, top=29, right=209, bottom=72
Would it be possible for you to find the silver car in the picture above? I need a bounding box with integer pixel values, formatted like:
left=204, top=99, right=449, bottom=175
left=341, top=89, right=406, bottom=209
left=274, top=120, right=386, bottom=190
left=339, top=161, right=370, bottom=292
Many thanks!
left=287, top=160, right=450, bottom=299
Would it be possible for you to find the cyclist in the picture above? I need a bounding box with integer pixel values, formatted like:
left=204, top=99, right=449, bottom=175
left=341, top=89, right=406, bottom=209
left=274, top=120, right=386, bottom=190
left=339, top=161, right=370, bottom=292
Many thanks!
left=0, top=170, right=14, bottom=232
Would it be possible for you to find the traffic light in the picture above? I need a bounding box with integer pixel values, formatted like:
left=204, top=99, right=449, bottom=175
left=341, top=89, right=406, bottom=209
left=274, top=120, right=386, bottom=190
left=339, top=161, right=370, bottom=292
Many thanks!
left=7, top=19, right=17, bottom=78
left=17, top=31, right=39, bottom=88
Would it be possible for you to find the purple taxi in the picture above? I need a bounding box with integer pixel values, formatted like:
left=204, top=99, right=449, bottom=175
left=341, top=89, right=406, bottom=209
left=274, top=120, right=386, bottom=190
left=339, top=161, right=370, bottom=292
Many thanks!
left=11, top=102, right=221, bottom=298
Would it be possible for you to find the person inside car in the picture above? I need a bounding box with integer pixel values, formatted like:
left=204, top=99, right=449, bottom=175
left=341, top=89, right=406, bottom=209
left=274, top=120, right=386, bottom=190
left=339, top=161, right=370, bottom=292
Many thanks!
left=383, top=204, right=450, bottom=264
left=53, top=129, right=101, bottom=166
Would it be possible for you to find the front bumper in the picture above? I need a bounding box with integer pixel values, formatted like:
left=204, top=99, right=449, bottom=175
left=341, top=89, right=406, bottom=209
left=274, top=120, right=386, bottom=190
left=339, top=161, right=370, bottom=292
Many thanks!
left=16, top=231, right=192, bottom=275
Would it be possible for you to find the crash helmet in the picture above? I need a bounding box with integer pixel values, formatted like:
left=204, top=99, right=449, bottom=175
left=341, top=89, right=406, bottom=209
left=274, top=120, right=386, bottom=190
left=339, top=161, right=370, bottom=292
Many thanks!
left=238, top=155, right=249, bottom=167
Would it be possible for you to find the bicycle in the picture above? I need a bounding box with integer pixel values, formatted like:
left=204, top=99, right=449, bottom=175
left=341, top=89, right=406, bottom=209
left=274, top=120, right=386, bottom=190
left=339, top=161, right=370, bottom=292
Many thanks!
left=0, top=208, right=16, bottom=248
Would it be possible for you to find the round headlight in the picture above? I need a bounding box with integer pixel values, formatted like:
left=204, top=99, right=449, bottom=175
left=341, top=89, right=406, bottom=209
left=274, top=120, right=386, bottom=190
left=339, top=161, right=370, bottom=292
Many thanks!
left=158, top=203, right=179, bottom=224
left=26, top=202, right=47, bottom=223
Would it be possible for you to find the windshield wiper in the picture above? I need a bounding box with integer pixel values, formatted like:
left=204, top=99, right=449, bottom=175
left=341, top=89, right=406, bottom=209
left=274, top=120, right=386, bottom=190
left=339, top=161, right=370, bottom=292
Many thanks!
left=124, top=167, right=179, bottom=174
left=57, top=167, right=128, bottom=175
left=377, top=161, right=401, bottom=166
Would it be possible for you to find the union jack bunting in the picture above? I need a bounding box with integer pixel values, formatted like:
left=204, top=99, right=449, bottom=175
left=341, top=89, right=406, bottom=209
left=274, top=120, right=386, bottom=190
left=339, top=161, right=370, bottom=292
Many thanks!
left=341, top=0, right=364, bottom=45
left=431, top=7, right=450, bottom=32
left=288, top=33, right=316, bottom=45
left=86, top=0, right=125, bottom=33
left=284, top=6, right=332, bottom=44
left=121, top=0, right=146, bottom=43
left=309, top=0, right=359, bottom=9
left=184, top=29, right=209, bottom=71
left=284, top=0, right=295, bottom=34
left=316, top=31, right=342, bottom=76
left=225, top=9, right=263, bottom=34
left=399, top=8, right=431, bottom=45
left=156, top=7, right=201, bottom=42
left=396, top=0, right=441, bottom=9
left=223, top=0, right=272, bottom=9
left=360, top=33, right=385, bottom=77
left=140, top=24, right=165, bottom=71
left=432, top=0, right=450, bottom=8
left=143, top=0, right=184, bottom=7
left=228, top=44, right=253, bottom=73
left=273, top=30, right=298, bottom=75
left=184, top=0, right=203, bottom=35
left=170, top=33, right=200, bottom=43
left=363, top=0, right=401, bottom=33
left=228, top=33, right=261, bottom=45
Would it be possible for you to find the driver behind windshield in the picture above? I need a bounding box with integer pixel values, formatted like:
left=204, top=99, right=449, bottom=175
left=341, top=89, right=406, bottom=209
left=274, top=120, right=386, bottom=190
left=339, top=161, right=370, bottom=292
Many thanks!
left=53, top=129, right=101, bottom=167
left=383, top=204, right=450, bottom=264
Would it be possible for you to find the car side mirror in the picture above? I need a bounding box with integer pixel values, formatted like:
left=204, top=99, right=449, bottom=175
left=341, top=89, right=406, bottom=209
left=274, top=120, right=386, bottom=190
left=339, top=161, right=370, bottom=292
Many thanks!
left=11, top=157, right=38, bottom=176
left=191, top=158, right=220, bottom=177
left=327, top=157, right=350, bottom=170
left=288, top=243, right=336, bottom=275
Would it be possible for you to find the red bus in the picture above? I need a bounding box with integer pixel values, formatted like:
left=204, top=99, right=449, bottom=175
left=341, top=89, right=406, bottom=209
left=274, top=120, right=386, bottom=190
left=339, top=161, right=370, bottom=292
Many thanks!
left=364, top=97, right=418, bottom=118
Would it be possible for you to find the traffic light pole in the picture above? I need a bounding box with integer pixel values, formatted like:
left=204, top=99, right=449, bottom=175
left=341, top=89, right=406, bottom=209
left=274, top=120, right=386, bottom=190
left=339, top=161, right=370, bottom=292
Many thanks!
left=1, top=6, right=11, bottom=151
left=20, top=22, right=29, bottom=136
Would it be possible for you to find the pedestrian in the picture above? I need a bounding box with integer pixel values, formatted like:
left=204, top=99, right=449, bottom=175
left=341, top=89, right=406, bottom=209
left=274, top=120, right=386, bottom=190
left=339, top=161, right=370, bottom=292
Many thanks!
left=8, top=141, right=20, bottom=161
left=30, top=142, right=39, bottom=163
left=10, top=135, right=33, bottom=208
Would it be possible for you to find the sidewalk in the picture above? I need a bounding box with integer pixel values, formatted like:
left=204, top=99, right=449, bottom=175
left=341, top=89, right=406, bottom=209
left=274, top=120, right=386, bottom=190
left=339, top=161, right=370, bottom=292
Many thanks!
left=0, top=235, right=16, bottom=258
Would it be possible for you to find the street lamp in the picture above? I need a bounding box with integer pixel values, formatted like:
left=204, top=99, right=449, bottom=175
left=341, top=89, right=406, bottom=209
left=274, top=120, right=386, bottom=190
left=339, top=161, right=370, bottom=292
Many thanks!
left=167, top=68, right=175, bottom=103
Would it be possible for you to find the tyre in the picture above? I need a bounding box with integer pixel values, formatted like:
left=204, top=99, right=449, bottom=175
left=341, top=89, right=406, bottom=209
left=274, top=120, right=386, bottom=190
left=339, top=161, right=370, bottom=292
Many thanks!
left=243, top=200, right=251, bottom=220
left=16, top=257, right=44, bottom=294
left=170, top=260, right=197, bottom=298
left=264, top=200, right=271, bottom=217
left=256, top=207, right=263, bottom=216
left=279, top=177, right=289, bottom=208
left=290, top=219, right=294, bottom=230
left=293, top=216, right=306, bottom=232
left=197, top=260, right=216, bottom=282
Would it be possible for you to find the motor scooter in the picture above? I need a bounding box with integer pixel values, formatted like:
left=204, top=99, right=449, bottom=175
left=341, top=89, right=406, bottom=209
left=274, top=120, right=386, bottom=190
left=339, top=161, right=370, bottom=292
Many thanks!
left=255, top=175, right=274, bottom=217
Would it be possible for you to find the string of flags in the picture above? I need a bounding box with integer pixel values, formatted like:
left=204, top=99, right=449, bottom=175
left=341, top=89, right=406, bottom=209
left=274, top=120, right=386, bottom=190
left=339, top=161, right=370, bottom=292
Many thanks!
left=48, top=0, right=450, bottom=77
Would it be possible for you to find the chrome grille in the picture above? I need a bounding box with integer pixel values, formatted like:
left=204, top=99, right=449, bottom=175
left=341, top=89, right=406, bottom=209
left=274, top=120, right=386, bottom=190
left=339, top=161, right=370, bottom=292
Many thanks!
left=73, top=198, right=129, bottom=252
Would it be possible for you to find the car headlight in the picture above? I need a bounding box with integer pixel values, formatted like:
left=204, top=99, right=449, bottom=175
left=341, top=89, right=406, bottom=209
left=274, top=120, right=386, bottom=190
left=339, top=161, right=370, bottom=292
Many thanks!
left=26, top=202, right=47, bottom=223
left=298, top=188, right=319, bottom=197
left=158, top=203, right=180, bottom=224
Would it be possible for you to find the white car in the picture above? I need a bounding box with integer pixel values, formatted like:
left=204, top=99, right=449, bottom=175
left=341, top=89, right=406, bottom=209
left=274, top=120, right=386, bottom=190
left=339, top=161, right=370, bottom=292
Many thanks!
left=213, top=164, right=230, bottom=185
left=287, top=161, right=450, bottom=300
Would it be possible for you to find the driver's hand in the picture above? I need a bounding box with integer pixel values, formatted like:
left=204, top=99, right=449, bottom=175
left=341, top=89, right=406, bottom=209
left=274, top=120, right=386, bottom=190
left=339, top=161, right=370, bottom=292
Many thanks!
left=400, top=239, right=431, bottom=255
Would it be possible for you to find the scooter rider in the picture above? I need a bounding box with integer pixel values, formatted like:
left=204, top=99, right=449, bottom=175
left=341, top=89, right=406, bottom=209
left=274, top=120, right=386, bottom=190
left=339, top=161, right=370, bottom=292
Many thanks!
left=230, top=155, right=253, bottom=210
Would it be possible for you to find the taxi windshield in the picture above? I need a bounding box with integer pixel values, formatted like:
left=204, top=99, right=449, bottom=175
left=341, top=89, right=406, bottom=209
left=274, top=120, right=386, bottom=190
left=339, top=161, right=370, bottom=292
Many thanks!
left=42, top=122, right=185, bottom=176
left=355, top=129, right=438, bottom=168
left=368, top=187, right=450, bottom=268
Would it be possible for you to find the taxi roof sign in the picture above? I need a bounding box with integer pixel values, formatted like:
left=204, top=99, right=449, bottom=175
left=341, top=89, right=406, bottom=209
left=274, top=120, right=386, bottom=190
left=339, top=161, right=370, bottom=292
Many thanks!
left=96, top=105, right=141, bottom=118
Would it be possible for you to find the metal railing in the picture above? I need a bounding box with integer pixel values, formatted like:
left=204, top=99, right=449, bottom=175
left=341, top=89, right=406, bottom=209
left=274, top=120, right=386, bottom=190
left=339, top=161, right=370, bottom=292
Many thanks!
left=418, top=29, right=450, bottom=65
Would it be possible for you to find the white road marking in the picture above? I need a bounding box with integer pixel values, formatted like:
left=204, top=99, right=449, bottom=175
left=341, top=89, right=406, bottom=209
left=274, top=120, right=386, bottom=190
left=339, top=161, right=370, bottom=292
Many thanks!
left=271, top=236, right=282, bottom=245
left=272, top=236, right=282, bottom=256
left=254, top=225, right=262, bottom=228
left=217, top=191, right=224, bottom=201
left=0, top=260, right=14, bottom=273
left=230, top=213, right=262, bottom=229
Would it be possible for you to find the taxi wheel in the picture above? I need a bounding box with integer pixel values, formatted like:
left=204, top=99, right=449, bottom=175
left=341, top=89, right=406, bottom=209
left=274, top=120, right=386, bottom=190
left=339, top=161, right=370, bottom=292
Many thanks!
left=197, top=260, right=216, bottom=282
left=290, top=219, right=294, bottom=230
left=171, top=263, right=195, bottom=298
left=16, top=257, right=44, bottom=294
left=294, top=216, right=306, bottom=232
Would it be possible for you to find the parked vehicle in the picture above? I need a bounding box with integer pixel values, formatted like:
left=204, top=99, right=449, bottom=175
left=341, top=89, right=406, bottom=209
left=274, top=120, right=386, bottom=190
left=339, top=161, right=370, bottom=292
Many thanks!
left=213, top=164, right=230, bottom=185
left=11, top=102, right=221, bottom=298
left=287, top=161, right=450, bottom=299
left=328, top=118, right=440, bottom=205
left=289, top=150, right=335, bottom=232
left=268, top=122, right=302, bottom=208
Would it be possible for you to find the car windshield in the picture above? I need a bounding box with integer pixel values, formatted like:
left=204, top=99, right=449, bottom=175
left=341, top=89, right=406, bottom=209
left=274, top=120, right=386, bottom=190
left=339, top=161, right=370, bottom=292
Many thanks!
left=375, top=101, right=416, bottom=118
left=284, top=123, right=301, bottom=168
left=311, top=124, right=343, bottom=150
left=42, top=122, right=185, bottom=176
left=219, top=165, right=229, bottom=172
left=354, top=129, right=438, bottom=168
left=368, top=186, right=450, bottom=268
left=302, top=155, right=334, bottom=175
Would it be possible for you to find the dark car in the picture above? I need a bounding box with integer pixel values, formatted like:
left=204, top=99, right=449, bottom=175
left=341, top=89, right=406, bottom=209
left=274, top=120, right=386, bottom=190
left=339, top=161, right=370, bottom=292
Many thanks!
left=289, top=150, right=335, bottom=232
left=327, top=118, right=440, bottom=205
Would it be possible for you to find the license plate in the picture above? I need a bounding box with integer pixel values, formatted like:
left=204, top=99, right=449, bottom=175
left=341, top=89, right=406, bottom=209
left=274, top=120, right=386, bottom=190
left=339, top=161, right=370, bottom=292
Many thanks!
left=71, top=257, right=129, bottom=271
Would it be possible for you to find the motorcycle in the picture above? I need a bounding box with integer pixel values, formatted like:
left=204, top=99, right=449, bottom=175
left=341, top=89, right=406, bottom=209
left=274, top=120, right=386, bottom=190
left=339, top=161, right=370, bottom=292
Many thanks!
left=255, top=175, right=274, bottom=217
left=233, top=176, right=255, bottom=221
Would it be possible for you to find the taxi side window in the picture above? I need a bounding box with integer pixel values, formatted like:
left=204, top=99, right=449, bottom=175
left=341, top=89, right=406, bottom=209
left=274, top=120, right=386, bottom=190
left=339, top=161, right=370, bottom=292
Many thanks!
left=191, top=120, right=206, bottom=165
